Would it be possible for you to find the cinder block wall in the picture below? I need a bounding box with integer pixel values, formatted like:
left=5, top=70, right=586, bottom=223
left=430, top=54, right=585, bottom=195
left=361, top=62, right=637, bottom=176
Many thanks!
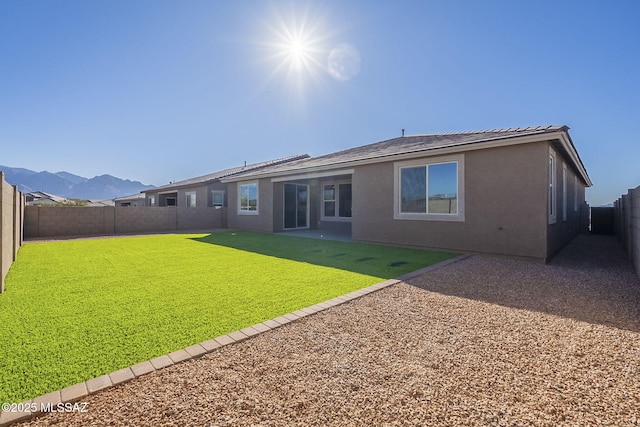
left=1, top=172, right=23, bottom=293
left=26, top=206, right=116, bottom=237
left=115, top=207, right=178, bottom=234
left=613, top=185, right=640, bottom=279
left=24, top=206, right=227, bottom=239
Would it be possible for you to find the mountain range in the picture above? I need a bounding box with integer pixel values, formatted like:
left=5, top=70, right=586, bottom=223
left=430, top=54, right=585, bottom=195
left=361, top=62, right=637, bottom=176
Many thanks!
left=0, top=165, right=155, bottom=200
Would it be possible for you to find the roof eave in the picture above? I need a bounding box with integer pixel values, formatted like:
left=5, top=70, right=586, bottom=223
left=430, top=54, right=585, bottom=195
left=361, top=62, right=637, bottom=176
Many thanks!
left=222, top=130, right=591, bottom=184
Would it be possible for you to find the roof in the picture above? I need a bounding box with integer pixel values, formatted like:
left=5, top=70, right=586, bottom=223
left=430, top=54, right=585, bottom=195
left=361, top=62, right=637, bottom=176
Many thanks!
left=144, top=154, right=310, bottom=193
left=24, top=191, right=67, bottom=204
left=222, top=125, right=592, bottom=186
left=113, top=193, right=146, bottom=202
left=87, top=199, right=116, bottom=207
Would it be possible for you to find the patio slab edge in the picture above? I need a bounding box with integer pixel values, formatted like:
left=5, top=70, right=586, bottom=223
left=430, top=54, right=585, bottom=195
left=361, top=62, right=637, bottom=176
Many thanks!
left=0, top=255, right=461, bottom=427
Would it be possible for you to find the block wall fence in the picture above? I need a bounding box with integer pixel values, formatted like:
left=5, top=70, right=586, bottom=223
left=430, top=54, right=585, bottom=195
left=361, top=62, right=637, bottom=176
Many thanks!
left=24, top=206, right=227, bottom=239
left=0, top=172, right=24, bottom=294
left=614, top=185, right=640, bottom=279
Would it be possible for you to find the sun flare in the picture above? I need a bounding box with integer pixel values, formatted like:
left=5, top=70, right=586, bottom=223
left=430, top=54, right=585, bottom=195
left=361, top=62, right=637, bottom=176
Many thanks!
left=286, top=38, right=309, bottom=70
left=259, top=5, right=331, bottom=91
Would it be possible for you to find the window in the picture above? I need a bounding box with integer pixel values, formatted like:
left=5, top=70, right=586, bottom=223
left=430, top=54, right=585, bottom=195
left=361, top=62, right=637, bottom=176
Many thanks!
left=549, top=150, right=557, bottom=224
left=239, top=182, right=258, bottom=214
left=562, top=163, right=567, bottom=222
left=322, top=182, right=352, bottom=220
left=148, top=196, right=156, bottom=207
left=323, top=185, right=336, bottom=216
left=186, top=192, right=196, bottom=208
left=394, top=155, right=464, bottom=221
left=211, top=191, right=224, bottom=207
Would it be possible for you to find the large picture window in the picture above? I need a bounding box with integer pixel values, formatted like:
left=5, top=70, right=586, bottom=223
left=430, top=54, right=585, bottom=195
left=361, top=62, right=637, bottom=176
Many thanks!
left=322, top=181, right=352, bottom=220
left=400, top=163, right=458, bottom=214
left=394, top=155, right=464, bottom=222
left=239, top=182, right=258, bottom=214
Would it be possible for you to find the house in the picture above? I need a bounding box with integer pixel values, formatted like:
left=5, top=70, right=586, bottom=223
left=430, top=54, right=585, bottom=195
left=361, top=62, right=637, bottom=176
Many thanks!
left=87, top=199, right=116, bottom=207
left=220, top=126, right=592, bottom=262
left=24, top=191, right=67, bottom=205
left=114, top=194, right=146, bottom=207
left=141, top=155, right=309, bottom=209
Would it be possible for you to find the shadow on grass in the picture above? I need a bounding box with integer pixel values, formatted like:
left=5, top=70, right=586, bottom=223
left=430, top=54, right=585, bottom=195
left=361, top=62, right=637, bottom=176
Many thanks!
left=190, top=231, right=458, bottom=279
left=404, top=234, right=640, bottom=332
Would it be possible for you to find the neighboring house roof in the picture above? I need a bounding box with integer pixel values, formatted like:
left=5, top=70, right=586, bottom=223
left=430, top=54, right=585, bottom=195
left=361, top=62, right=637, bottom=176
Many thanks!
left=144, top=154, right=310, bottom=193
left=222, top=125, right=592, bottom=186
left=87, top=199, right=116, bottom=207
left=113, top=194, right=146, bottom=202
left=24, top=191, right=67, bottom=205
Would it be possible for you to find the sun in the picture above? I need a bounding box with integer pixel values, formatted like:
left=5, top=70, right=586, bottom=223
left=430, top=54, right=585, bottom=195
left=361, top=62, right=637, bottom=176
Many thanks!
left=285, top=37, right=310, bottom=70
left=288, top=39, right=307, bottom=68
left=258, top=5, right=331, bottom=90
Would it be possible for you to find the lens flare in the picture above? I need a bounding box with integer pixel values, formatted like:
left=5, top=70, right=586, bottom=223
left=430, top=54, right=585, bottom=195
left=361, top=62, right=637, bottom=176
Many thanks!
left=327, top=43, right=361, bottom=82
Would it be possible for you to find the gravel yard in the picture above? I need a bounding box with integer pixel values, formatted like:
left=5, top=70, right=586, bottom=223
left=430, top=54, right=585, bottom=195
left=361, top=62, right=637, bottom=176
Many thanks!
left=19, top=234, right=640, bottom=426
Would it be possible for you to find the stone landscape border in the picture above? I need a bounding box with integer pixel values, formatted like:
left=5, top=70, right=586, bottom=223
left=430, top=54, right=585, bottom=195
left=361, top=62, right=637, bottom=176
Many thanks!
left=0, top=254, right=468, bottom=427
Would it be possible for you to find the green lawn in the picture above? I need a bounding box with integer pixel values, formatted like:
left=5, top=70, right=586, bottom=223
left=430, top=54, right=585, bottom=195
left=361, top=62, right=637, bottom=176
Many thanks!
left=0, top=231, right=456, bottom=403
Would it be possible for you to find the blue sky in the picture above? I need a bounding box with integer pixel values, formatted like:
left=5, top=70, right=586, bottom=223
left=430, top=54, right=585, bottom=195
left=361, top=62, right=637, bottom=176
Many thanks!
left=1, top=0, right=638, bottom=206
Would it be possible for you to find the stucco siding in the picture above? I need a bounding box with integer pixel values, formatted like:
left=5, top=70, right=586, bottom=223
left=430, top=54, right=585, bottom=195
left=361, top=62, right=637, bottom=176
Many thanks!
left=546, top=145, right=587, bottom=258
left=227, top=178, right=274, bottom=232
left=353, top=142, right=550, bottom=259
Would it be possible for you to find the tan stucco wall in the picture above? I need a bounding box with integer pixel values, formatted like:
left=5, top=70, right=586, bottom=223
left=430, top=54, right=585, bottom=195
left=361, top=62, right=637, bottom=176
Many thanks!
left=146, top=182, right=228, bottom=208
left=546, top=146, right=588, bottom=257
left=226, top=178, right=275, bottom=232
left=352, top=142, right=551, bottom=260
left=1, top=172, right=23, bottom=293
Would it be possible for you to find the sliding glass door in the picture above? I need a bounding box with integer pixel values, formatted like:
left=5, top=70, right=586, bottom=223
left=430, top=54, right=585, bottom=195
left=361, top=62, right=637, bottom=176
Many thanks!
left=284, top=183, right=309, bottom=229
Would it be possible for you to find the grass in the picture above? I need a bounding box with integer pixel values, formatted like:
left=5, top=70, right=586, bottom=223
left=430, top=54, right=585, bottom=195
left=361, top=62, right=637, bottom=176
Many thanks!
left=0, top=231, right=456, bottom=403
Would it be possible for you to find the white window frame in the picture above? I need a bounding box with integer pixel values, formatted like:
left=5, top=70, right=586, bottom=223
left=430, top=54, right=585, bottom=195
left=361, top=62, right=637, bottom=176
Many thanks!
left=321, top=180, right=352, bottom=222
left=393, top=154, right=465, bottom=222
left=562, top=163, right=567, bottom=222
left=186, top=192, right=197, bottom=208
left=148, top=195, right=156, bottom=207
left=211, top=190, right=225, bottom=207
left=238, top=182, right=259, bottom=215
left=549, top=148, right=557, bottom=224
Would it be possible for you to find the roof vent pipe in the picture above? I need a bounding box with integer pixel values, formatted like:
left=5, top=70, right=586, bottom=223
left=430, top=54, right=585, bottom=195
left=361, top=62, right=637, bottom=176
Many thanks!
left=401, top=129, right=405, bottom=137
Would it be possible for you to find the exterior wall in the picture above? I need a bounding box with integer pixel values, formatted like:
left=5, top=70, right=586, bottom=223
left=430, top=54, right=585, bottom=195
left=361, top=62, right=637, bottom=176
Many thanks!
left=1, top=172, right=24, bottom=293
left=614, top=185, right=640, bottom=279
left=115, top=199, right=145, bottom=207
left=272, top=181, right=285, bottom=232
left=272, top=178, right=349, bottom=233
left=24, top=205, right=226, bottom=238
left=145, top=183, right=229, bottom=208
left=546, top=146, right=588, bottom=258
left=226, top=178, right=274, bottom=232
left=352, top=142, right=550, bottom=260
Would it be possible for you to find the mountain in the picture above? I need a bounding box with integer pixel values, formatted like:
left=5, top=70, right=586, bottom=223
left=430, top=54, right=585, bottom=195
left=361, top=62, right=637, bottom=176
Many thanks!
left=0, top=165, right=155, bottom=199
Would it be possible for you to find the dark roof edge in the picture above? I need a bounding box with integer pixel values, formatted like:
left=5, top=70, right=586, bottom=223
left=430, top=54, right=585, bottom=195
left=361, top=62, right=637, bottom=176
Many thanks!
left=223, top=126, right=583, bottom=182
left=143, top=154, right=309, bottom=193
